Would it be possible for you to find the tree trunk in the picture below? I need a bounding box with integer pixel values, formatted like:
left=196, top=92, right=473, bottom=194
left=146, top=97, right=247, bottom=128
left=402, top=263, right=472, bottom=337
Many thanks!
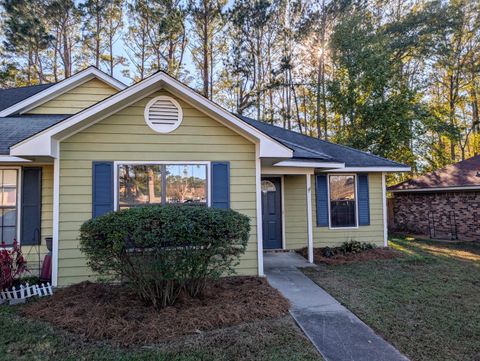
left=202, top=8, right=209, bottom=98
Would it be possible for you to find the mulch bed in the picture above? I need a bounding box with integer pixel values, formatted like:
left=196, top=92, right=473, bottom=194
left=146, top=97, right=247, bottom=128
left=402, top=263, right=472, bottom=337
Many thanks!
left=297, top=247, right=403, bottom=265
left=22, top=277, right=289, bottom=347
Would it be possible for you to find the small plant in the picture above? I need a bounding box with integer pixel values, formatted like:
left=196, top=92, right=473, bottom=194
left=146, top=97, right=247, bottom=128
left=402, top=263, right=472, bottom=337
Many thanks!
left=0, top=240, right=28, bottom=289
left=322, top=247, right=336, bottom=258
left=80, top=205, right=250, bottom=308
left=316, top=241, right=377, bottom=258
left=339, top=240, right=375, bottom=255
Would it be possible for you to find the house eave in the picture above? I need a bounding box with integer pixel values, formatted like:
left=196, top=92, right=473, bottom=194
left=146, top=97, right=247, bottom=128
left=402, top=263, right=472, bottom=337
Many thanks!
left=389, top=185, right=480, bottom=193
left=318, top=166, right=411, bottom=173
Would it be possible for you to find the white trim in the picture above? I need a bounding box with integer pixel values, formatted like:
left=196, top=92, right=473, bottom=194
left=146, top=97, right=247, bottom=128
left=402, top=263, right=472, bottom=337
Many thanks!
left=113, top=161, right=211, bottom=209
left=255, top=144, right=264, bottom=276
left=0, top=167, right=22, bottom=247
left=16, top=168, right=22, bottom=246
left=389, top=185, right=480, bottom=193
left=0, top=156, right=32, bottom=163
left=51, top=157, right=60, bottom=287
left=319, top=166, right=411, bottom=173
left=11, top=71, right=292, bottom=159
left=262, top=166, right=315, bottom=175
left=327, top=173, right=359, bottom=230
left=306, top=174, right=314, bottom=263
left=382, top=172, right=388, bottom=247
left=0, top=67, right=126, bottom=117
left=281, top=175, right=286, bottom=250
left=274, top=160, right=345, bottom=168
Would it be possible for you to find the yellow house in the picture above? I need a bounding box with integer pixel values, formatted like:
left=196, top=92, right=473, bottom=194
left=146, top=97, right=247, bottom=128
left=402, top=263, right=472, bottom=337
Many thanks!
left=0, top=67, right=409, bottom=286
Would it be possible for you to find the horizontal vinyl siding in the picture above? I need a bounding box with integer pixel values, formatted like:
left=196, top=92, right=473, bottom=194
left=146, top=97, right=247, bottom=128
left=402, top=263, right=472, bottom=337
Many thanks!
left=284, top=175, right=308, bottom=250
left=58, top=91, right=257, bottom=286
left=27, top=78, right=117, bottom=115
left=312, top=173, right=385, bottom=247
left=283, top=173, right=385, bottom=250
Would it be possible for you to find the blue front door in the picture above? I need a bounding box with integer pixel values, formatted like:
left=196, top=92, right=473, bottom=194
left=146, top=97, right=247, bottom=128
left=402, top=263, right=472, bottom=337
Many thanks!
left=261, top=177, right=282, bottom=249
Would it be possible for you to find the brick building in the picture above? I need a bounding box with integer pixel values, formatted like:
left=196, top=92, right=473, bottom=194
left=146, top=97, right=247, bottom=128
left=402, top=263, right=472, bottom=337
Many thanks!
left=388, top=155, right=480, bottom=241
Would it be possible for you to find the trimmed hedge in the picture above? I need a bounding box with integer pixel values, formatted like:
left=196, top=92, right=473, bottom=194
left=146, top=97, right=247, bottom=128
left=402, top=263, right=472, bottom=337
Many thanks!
left=79, top=205, right=250, bottom=308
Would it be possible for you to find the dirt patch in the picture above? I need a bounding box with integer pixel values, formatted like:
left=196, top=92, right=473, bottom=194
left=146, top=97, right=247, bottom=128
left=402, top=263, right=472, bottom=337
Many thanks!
left=297, top=247, right=403, bottom=265
left=22, top=277, right=289, bottom=347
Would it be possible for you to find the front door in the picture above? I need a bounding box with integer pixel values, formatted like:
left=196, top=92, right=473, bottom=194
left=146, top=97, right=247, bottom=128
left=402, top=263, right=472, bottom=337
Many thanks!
left=261, top=177, right=282, bottom=249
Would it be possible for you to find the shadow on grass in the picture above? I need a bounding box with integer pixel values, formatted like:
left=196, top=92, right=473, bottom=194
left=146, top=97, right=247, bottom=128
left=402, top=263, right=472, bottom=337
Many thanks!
left=301, top=237, right=480, bottom=361
left=390, top=237, right=480, bottom=264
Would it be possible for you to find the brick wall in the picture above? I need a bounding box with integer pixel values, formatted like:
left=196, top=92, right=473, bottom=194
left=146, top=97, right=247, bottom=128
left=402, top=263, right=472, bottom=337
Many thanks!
left=390, top=190, right=480, bottom=241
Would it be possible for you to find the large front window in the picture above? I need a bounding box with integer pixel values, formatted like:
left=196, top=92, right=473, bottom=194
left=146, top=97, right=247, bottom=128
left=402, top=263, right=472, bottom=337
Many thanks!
left=118, top=164, right=207, bottom=209
left=0, top=169, right=18, bottom=245
left=329, top=175, right=356, bottom=228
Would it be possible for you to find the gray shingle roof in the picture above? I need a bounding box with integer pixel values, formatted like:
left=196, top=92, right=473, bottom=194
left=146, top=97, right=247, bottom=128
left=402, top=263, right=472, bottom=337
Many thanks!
left=239, top=115, right=406, bottom=168
left=0, top=83, right=56, bottom=112
left=0, top=115, right=68, bottom=154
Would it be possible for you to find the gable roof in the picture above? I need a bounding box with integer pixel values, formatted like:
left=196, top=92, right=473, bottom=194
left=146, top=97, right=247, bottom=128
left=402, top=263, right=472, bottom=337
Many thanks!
left=0, top=66, right=126, bottom=117
left=240, top=116, right=408, bottom=169
left=0, top=114, right=68, bottom=155
left=389, top=155, right=480, bottom=192
left=10, top=71, right=292, bottom=159
left=0, top=83, right=56, bottom=112
left=4, top=69, right=408, bottom=171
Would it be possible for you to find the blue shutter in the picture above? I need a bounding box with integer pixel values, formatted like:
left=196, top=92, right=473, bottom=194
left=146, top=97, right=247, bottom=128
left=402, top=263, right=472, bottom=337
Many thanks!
left=358, top=174, right=370, bottom=226
left=315, top=174, right=329, bottom=227
left=92, top=162, right=114, bottom=218
left=211, top=162, right=230, bottom=209
left=21, top=168, right=42, bottom=245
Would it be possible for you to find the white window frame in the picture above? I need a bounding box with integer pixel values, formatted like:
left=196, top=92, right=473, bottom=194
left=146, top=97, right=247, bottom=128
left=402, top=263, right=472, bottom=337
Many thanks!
left=327, top=173, right=359, bottom=230
left=113, top=161, right=211, bottom=210
left=0, top=166, right=22, bottom=247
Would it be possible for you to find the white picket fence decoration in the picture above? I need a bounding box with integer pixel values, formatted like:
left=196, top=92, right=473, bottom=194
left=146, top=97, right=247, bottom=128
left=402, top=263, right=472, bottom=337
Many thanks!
left=0, top=282, right=53, bottom=305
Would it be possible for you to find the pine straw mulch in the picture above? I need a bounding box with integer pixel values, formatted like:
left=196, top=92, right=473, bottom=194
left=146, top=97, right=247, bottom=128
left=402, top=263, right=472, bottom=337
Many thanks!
left=22, top=277, right=289, bottom=347
left=297, top=247, right=403, bottom=265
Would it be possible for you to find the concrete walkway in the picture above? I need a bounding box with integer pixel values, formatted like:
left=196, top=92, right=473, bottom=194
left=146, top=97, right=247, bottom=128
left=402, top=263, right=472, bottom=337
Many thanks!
left=264, top=252, right=409, bottom=361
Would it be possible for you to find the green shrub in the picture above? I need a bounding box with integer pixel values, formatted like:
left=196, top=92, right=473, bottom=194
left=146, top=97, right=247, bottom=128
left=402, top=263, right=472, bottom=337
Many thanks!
left=319, top=241, right=376, bottom=258
left=338, top=240, right=375, bottom=254
left=322, top=247, right=336, bottom=258
left=79, top=205, right=250, bottom=308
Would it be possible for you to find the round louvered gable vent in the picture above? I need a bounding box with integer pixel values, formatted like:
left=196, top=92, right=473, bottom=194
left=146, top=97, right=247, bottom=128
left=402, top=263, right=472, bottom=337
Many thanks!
left=144, top=96, right=183, bottom=133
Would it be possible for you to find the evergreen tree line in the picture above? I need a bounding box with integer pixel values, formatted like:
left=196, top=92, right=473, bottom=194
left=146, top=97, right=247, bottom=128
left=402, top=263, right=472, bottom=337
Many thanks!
left=1, top=0, right=479, bottom=177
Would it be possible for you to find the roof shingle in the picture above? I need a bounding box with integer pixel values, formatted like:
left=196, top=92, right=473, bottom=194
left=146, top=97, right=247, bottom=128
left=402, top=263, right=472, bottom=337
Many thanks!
left=0, top=114, right=68, bottom=154
left=0, top=83, right=56, bottom=112
left=239, top=115, right=406, bottom=168
left=389, top=155, right=480, bottom=191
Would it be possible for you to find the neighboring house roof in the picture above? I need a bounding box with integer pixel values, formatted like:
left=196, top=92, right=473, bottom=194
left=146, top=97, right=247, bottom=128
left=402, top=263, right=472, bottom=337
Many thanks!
left=240, top=116, right=408, bottom=168
left=0, top=83, right=56, bottom=112
left=0, top=115, right=69, bottom=154
left=0, top=66, right=126, bottom=117
left=389, top=155, right=480, bottom=192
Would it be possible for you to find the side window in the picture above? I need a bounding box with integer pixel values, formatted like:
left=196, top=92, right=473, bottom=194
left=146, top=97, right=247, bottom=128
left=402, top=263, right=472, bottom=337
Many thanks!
left=329, top=175, right=356, bottom=228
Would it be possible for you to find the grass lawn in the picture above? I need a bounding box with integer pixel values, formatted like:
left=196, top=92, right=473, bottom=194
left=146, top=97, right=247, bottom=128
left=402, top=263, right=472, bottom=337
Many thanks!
left=302, top=237, right=480, bottom=361
left=0, top=308, right=321, bottom=361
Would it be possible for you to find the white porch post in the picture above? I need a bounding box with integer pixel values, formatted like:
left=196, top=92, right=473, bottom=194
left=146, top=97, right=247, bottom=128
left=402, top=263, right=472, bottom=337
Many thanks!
left=51, top=156, right=60, bottom=287
left=306, top=174, right=314, bottom=263
left=255, top=144, right=264, bottom=276
left=382, top=172, right=388, bottom=247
